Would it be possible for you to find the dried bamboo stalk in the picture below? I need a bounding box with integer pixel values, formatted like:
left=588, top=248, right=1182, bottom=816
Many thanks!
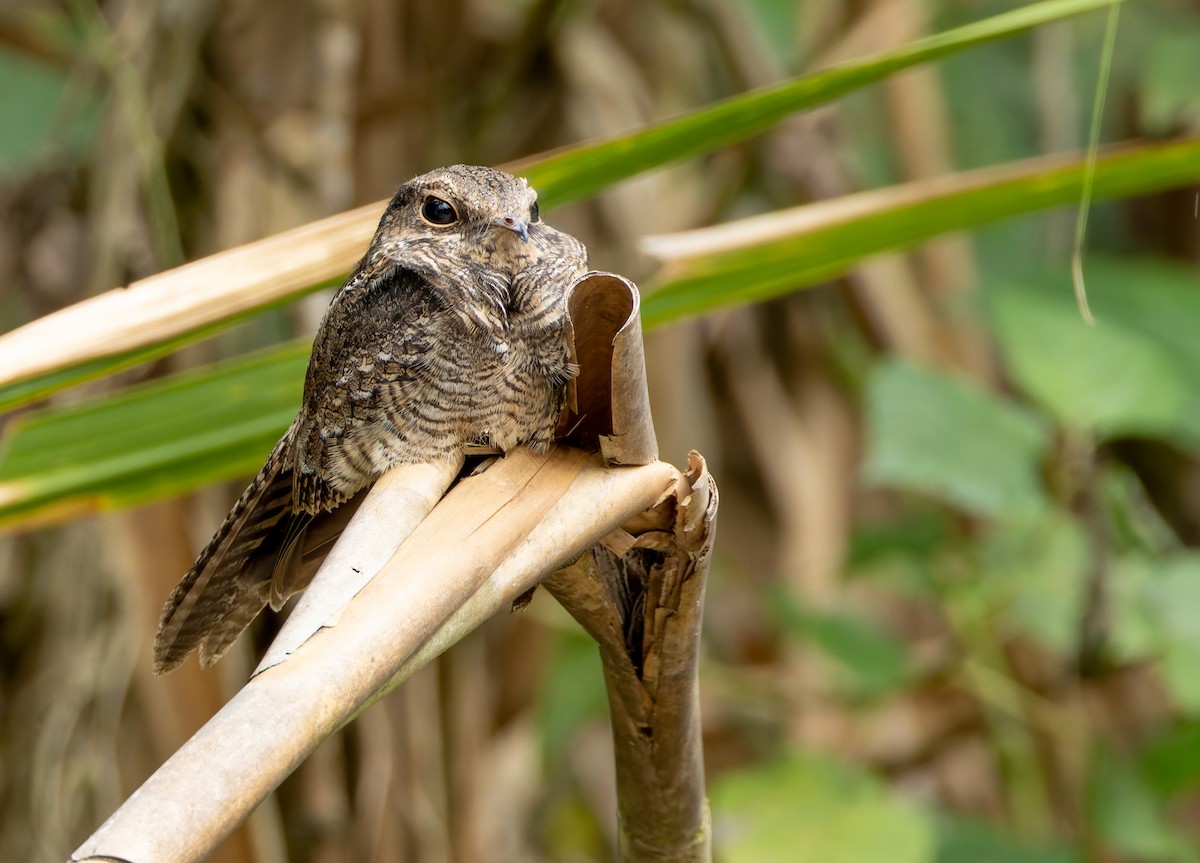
left=71, top=447, right=681, bottom=863
left=71, top=267, right=713, bottom=863
left=545, top=452, right=717, bottom=863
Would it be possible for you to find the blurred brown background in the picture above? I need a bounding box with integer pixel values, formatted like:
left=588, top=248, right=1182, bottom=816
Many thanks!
left=3, top=1, right=1200, bottom=861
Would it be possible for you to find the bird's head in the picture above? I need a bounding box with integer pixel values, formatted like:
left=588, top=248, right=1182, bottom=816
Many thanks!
left=377, top=165, right=546, bottom=271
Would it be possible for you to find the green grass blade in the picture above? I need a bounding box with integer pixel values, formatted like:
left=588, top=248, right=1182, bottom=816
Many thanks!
left=523, top=0, right=1128, bottom=207
left=0, top=0, right=1123, bottom=413
left=1071, top=0, right=1122, bottom=324
left=3, top=134, right=1198, bottom=530
left=0, top=342, right=309, bottom=527
left=640, top=137, right=1200, bottom=327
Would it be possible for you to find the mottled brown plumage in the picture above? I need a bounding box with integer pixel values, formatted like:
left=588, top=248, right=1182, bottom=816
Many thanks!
left=154, top=165, right=588, bottom=673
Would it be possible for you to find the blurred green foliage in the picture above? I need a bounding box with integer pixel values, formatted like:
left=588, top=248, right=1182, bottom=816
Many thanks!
left=864, top=359, right=1050, bottom=517
left=0, top=46, right=98, bottom=180
left=711, top=752, right=934, bottom=863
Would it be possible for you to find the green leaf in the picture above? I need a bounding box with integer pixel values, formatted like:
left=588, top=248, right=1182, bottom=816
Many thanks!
left=1110, top=553, right=1200, bottom=714
left=744, top=0, right=801, bottom=67
left=992, top=256, right=1200, bottom=450
left=771, top=589, right=911, bottom=699
left=1140, top=559, right=1200, bottom=715
left=1142, top=720, right=1200, bottom=798
left=1161, top=643, right=1200, bottom=716
left=0, top=46, right=99, bottom=178
left=846, top=509, right=952, bottom=571
left=640, top=137, right=1200, bottom=327
left=538, top=628, right=609, bottom=762
left=1109, top=554, right=1163, bottom=661
left=1120, top=555, right=1200, bottom=648
left=525, top=0, right=1128, bottom=208
left=979, top=510, right=1088, bottom=652
left=863, top=360, right=1049, bottom=518
left=1075, top=257, right=1200, bottom=384
left=0, top=342, right=309, bottom=526
left=1140, top=30, right=1200, bottom=133
left=989, top=282, right=1198, bottom=445
left=712, top=752, right=934, bottom=863
left=1087, top=745, right=1198, bottom=863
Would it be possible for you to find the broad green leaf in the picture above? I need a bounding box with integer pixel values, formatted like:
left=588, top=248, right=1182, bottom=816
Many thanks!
left=538, top=627, right=609, bottom=762
left=524, top=0, right=1127, bottom=208
left=843, top=510, right=957, bottom=606
left=1110, top=553, right=1200, bottom=714
left=979, top=510, right=1088, bottom=652
left=846, top=509, right=951, bottom=570
left=1147, top=560, right=1200, bottom=715
left=1101, top=462, right=1180, bottom=558
left=771, top=589, right=911, bottom=699
left=1140, top=31, right=1200, bottom=133
left=640, top=137, right=1200, bottom=327
left=989, top=281, right=1199, bottom=445
left=0, top=46, right=99, bottom=178
left=711, top=751, right=934, bottom=863
left=1162, top=643, right=1200, bottom=716
left=863, top=360, right=1049, bottom=518
left=989, top=257, right=1200, bottom=455
left=1087, top=745, right=1198, bottom=863
left=1109, top=554, right=1162, bottom=661
left=1142, top=720, right=1200, bottom=798
left=0, top=342, right=308, bottom=527
left=744, top=0, right=801, bottom=67
left=1006, top=256, right=1200, bottom=392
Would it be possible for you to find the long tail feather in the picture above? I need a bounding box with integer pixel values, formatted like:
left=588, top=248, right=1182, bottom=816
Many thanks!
left=153, top=427, right=300, bottom=673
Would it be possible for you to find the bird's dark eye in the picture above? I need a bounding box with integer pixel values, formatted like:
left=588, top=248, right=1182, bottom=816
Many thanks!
left=529, top=201, right=540, bottom=222
left=420, top=196, right=458, bottom=226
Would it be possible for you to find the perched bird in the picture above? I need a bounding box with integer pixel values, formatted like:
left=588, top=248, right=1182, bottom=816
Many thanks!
left=153, top=165, right=588, bottom=673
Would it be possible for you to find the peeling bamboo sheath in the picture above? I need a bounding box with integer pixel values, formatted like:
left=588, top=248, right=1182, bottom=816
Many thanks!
left=362, top=453, right=679, bottom=715
left=255, top=456, right=464, bottom=673
left=72, top=449, right=678, bottom=863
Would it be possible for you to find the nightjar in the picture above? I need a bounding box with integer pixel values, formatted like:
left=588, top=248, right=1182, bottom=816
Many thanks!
left=154, top=165, right=588, bottom=673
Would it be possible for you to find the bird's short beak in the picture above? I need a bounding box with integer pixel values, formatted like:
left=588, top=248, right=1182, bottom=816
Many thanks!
left=492, top=215, right=530, bottom=242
